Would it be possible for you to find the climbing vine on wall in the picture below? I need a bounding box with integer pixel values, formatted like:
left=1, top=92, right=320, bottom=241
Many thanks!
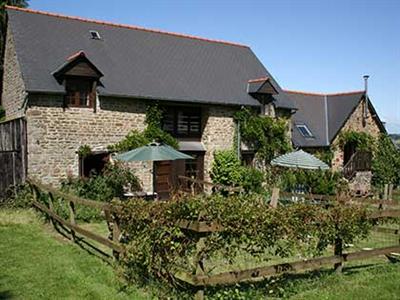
left=338, top=131, right=375, bottom=152
left=108, top=103, right=178, bottom=152
left=233, top=107, right=291, bottom=163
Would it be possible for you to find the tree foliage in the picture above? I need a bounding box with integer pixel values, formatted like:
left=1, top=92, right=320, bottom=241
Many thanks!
left=234, top=107, right=291, bottom=163
left=372, top=134, right=400, bottom=187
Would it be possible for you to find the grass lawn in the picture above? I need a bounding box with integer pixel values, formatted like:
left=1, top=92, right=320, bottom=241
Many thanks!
left=287, top=262, right=400, bottom=299
left=0, top=209, right=151, bottom=300
left=1, top=208, right=399, bottom=299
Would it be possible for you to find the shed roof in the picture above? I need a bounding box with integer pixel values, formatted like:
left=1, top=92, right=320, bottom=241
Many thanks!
left=6, top=6, right=295, bottom=109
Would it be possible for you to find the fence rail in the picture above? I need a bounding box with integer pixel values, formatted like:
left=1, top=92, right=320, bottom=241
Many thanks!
left=28, top=180, right=123, bottom=257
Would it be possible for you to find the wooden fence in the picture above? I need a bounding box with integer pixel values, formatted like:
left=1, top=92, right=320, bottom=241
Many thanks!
left=174, top=205, right=400, bottom=299
left=0, top=117, right=27, bottom=198
left=28, top=180, right=400, bottom=300
left=28, top=180, right=123, bottom=257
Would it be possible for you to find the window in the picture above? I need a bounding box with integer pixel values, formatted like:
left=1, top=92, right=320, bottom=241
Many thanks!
left=79, top=152, right=109, bottom=177
left=90, top=30, right=101, bottom=40
left=162, top=107, right=202, bottom=138
left=296, top=124, right=314, bottom=138
left=65, top=78, right=95, bottom=108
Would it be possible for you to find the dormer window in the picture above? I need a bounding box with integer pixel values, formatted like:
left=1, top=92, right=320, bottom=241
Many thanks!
left=65, top=78, right=95, bottom=108
left=296, top=124, right=314, bottom=138
left=52, top=51, right=103, bottom=110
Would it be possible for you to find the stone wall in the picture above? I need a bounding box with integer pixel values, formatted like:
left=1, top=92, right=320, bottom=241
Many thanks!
left=202, top=106, right=237, bottom=183
left=2, top=26, right=27, bottom=120
left=26, top=94, right=153, bottom=190
left=26, top=95, right=241, bottom=192
left=331, top=100, right=382, bottom=170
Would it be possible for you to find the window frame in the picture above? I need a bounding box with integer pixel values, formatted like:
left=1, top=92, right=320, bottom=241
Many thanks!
left=64, top=77, right=96, bottom=108
left=296, top=124, right=314, bottom=138
left=162, top=106, right=202, bottom=138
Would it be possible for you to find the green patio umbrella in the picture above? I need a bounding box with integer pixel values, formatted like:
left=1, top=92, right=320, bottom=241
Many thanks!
left=113, top=142, right=193, bottom=197
left=113, top=142, right=193, bottom=162
left=271, top=150, right=329, bottom=170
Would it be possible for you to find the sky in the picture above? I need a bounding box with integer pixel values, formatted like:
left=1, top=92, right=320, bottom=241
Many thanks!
left=29, top=0, right=400, bottom=133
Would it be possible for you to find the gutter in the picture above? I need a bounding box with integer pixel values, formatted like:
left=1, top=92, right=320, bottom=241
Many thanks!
left=324, top=95, right=330, bottom=146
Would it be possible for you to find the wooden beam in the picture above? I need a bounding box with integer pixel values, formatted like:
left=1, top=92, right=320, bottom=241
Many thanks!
left=176, top=220, right=223, bottom=233
left=369, top=209, right=400, bottom=219
left=28, top=179, right=118, bottom=212
left=32, top=200, right=123, bottom=253
left=176, top=245, right=400, bottom=287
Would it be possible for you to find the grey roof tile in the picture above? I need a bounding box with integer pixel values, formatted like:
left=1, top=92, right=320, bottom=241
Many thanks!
left=7, top=7, right=295, bottom=109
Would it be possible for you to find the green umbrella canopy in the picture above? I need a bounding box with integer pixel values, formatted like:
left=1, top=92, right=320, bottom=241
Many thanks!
left=271, top=150, right=329, bottom=170
left=113, top=142, right=193, bottom=162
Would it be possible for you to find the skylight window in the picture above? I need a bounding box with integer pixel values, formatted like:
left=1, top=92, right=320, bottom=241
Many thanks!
left=296, top=124, right=314, bottom=138
left=89, top=30, right=101, bottom=40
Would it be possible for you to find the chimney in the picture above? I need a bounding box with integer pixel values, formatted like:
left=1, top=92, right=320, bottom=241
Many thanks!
left=363, top=75, right=369, bottom=124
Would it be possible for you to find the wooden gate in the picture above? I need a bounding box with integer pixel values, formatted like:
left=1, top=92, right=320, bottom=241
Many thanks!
left=0, top=117, right=27, bottom=198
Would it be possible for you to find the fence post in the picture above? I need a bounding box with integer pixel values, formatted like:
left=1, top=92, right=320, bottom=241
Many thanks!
left=334, top=237, right=343, bottom=273
left=194, top=236, right=206, bottom=300
left=112, top=213, right=121, bottom=259
left=47, top=192, right=58, bottom=229
left=383, top=184, right=389, bottom=200
left=388, top=184, right=393, bottom=201
left=270, top=188, right=280, bottom=208
left=68, top=200, right=76, bottom=242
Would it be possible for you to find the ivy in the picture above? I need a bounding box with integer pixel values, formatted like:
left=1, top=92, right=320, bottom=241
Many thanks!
left=77, top=144, right=92, bottom=158
left=108, top=103, right=179, bottom=152
left=234, top=107, right=291, bottom=163
left=338, top=131, right=375, bottom=152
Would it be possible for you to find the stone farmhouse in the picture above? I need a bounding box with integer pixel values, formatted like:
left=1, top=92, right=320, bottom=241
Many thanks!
left=0, top=6, right=386, bottom=196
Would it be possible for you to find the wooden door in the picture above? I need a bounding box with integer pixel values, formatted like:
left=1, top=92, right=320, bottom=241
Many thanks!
left=154, top=161, right=172, bottom=200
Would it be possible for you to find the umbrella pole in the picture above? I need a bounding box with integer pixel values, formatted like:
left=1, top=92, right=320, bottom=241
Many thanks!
left=152, top=161, right=156, bottom=195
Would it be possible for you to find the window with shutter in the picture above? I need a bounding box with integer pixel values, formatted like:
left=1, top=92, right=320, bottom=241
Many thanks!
left=162, top=107, right=202, bottom=138
left=65, top=78, right=95, bottom=108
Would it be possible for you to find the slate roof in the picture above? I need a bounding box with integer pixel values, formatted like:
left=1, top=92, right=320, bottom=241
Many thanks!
left=286, top=90, right=385, bottom=148
left=6, top=6, right=295, bottom=109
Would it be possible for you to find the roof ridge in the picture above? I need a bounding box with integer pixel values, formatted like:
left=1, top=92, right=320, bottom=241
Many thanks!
left=6, top=5, right=249, bottom=48
left=284, top=89, right=365, bottom=97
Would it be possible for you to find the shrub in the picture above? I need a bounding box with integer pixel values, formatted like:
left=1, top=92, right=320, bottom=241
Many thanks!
left=210, top=150, right=242, bottom=186
left=238, top=166, right=264, bottom=194
left=210, top=150, right=265, bottom=194
left=115, top=193, right=371, bottom=286
left=278, top=169, right=346, bottom=195
left=61, top=163, right=141, bottom=202
left=0, top=184, right=32, bottom=208
left=60, top=163, right=141, bottom=222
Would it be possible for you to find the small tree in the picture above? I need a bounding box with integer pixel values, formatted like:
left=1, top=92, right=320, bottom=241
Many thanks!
left=372, top=134, right=400, bottom=187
